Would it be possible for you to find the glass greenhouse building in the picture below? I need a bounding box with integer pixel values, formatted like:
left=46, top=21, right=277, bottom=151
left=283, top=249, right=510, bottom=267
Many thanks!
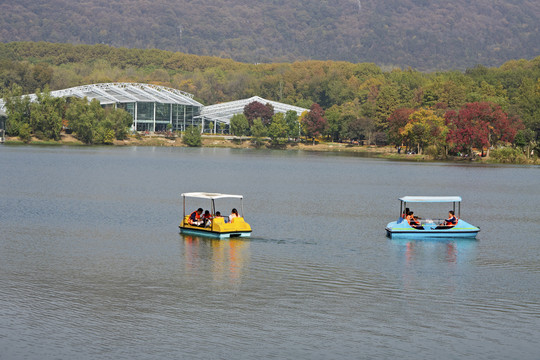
left=0, top=83, right=308, bottom=134
left=56, top=83, right=204, bottom=132
left=0, top=83, right=204, bottom=133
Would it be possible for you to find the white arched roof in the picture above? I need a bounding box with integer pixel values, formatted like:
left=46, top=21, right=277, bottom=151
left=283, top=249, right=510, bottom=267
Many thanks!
left=198, top=96, right=308, bottom=124
left=1, top=88, right=308, bottom=123
left=0, top=83, right=203, bottom=112
left=49, top=83, right=203, bottom=107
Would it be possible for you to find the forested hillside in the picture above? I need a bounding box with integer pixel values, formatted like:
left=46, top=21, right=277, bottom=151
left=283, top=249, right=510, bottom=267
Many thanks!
left=1, top=0, right=538, bottom=70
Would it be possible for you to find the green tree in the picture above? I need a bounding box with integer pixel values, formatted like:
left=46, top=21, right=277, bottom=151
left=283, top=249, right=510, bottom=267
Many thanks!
left=229, top=113, right=249, bottom=136
left=95, top=120, right=116, bottom=144
left=18, top=123, right=32, bottom=143
left=513, top=129, right=536, bottom=158
left=250, top=118, right=267, bottom=147
left=437, top=80, right=467, bottom=109
left=268, top=112, right=288, bottom=145
left=516, top=78, right=540, bottom=136
left=284, top=110, right=300, bottom=139
left=65, top=98, right=105, bottom=144
left=342, top=116, right=373, bottom=143
left=325, top=105, right=343, bottom=142
left=105, top=108, right=133, bottom=140
left=374, top=85, right=400, bottom=131
left=3, top=84, right=31, bottom=136
left=29, top=87, right=64, bottom=140
left=182, top=125, right=202, bottom=147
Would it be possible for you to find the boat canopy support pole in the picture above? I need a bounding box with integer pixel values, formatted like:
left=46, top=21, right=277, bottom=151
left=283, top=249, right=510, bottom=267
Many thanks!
left=183, top=196, right=186, bottom=218
left=211, top=199, right=215, bottom=231
left=241, top=198, right=245, bottom=218
left=400, top=201, right=403, bottom=218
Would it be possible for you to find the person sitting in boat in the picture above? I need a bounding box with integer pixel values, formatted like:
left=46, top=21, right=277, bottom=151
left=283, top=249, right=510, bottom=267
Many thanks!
left=435, top=210, right=458, bottom=229
left=444, top=210, right=458, bottom=226
left=214, top=211, right=229, bottom=223
left=229, top=208, right=239, bottom=223
left=189, top=208, right=204, bottom=226
left=202, top=210, right=213, bottom=227
left=401, top=207, right=410, bottom=222
left=407, top=211, right=423, bottom=229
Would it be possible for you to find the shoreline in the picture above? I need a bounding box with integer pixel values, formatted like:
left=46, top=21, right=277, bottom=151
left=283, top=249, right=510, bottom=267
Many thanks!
left=3, top=134, right=539, bottom=165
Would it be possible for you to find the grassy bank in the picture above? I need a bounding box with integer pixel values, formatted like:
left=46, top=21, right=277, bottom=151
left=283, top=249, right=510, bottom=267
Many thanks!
left=3, top=134, right=539, bottom=165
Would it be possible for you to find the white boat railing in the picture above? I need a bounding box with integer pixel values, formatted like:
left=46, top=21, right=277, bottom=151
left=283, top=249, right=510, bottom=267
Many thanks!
left=400, top=218, right=450, bottom=226
left=418, top=218, right=446, bottom=225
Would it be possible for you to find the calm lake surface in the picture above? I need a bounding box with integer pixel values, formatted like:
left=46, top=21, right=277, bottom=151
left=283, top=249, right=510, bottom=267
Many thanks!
left=1, top=146, right=539, bottom=359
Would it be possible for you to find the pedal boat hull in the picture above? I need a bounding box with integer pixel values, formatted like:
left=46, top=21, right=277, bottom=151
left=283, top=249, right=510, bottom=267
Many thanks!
left=386, top=218, right=480, bottom=239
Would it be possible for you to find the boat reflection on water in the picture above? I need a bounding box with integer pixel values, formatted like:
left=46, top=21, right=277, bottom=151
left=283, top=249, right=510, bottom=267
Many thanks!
left=390, top=237, right=478, bottom=264
left=389, top=237, right=479, bottom=293
left=182, top=234, right=250, bottom=285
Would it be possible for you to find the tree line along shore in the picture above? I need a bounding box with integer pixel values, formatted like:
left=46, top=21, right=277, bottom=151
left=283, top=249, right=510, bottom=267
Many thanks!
left=1, top=42, right=539, bottom=165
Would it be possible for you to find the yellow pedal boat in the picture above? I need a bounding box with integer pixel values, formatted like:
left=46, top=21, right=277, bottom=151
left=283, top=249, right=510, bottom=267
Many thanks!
left=179, top=192, right=252, bottom=238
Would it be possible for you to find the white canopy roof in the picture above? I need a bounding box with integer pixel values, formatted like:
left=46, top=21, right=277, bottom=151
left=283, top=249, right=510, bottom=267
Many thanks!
left=399, top=196, right=462, bottom=203
left=197, top=96, right=307, bottom=125
left=182, top=192, right=243, bottom=200
left=0, top=83, right=203, bottom=111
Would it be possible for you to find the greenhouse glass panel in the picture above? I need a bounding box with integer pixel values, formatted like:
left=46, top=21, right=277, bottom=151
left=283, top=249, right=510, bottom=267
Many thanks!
left=155, top=103, right=170, bottom=122
left=137, top=102, right=154, bottom=121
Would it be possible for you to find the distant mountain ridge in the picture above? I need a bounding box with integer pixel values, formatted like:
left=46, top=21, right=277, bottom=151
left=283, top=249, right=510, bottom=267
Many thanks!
left=1, top=0, right=538, bottom=70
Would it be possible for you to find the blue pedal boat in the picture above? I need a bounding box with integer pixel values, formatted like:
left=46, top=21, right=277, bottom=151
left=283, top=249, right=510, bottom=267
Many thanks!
left=385, top=196, right=480, bottom=239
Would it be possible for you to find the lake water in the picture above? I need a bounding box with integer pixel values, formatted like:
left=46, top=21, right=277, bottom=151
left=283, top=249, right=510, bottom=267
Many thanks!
left=0, top=146, right=539, bottom=359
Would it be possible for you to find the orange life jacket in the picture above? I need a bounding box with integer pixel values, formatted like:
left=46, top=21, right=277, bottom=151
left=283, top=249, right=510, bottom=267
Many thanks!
left=445, top=215, right=457, bottom=225
left=408, top=215, right=419, bottom=226
left=189, top=211, right=201, bottom=224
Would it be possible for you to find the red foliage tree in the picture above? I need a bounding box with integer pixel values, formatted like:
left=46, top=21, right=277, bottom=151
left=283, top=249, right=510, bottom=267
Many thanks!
left=387, top=108, right=414, bottom=147
left=243, top=101, right=275, bottom=126
left=446, top=102, right=524, bottom=156
left=301, top=103, right=328, bottom=143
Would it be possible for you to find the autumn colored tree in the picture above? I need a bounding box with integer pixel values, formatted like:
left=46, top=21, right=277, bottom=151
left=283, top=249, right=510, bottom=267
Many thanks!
left=387, top=108, right=414, bottom=147
left=400, top=108, right=448, bottom=154
left=301, top=103, right=328, bottom=144
left=445, top=102, right=524, bottom=156
left=243, top=101, right=274, bottom=126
